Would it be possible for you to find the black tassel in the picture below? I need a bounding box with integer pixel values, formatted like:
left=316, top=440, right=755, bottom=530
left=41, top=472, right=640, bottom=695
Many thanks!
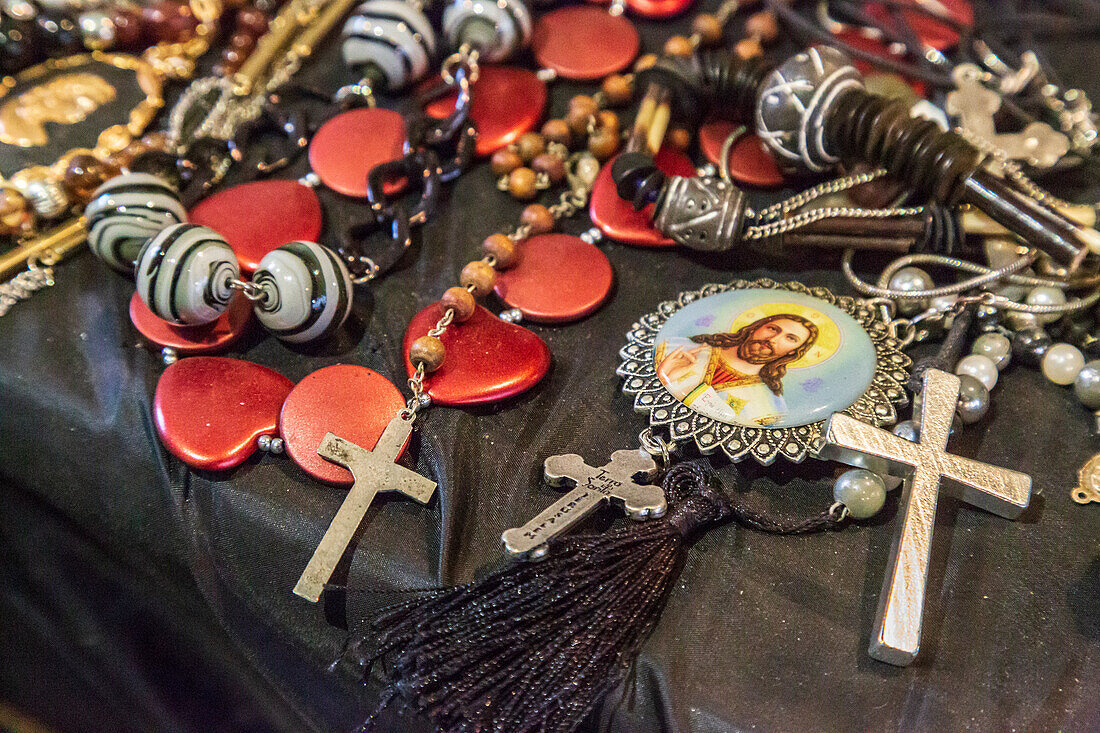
left=351, top=462, right=842, bottom=733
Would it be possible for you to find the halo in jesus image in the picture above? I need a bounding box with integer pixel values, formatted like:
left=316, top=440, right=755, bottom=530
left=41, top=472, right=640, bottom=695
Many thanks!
left=652, top=289, right=873, bottom=428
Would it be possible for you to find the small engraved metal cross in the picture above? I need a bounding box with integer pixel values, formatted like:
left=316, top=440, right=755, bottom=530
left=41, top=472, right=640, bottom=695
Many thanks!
left=501, top=449, right=667, bottom=560
left=819, top=369, right=1031, bottom=666
left=293, top=416, right=437, bottom=602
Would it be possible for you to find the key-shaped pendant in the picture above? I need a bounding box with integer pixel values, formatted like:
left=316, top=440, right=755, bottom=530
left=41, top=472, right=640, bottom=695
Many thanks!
left=293, top=416, right=437, bottom=602
left=501, top=449, right=666, bottom=560
left=1072, top=454, right=1100, bottom=504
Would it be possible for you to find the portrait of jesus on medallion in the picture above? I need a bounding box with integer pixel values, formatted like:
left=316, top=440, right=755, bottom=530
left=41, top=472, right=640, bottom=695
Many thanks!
left=652, top=288, right=876, bottom=429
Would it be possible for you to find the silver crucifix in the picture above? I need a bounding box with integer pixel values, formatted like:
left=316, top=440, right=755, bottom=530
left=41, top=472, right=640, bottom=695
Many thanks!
left=819, top=369, right=1031, bottom=666
left=293, top=416, right=437, bottom=602
left=501, top=449, right=667, bottom=560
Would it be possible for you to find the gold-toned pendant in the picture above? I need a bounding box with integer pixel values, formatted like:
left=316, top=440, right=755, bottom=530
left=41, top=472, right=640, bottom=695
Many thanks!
left=1072, top=454, right=1100, bottom=504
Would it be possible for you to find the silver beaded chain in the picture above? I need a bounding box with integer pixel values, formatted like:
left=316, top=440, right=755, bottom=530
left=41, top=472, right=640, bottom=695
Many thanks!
left=0, top=260, right=53, bottom=318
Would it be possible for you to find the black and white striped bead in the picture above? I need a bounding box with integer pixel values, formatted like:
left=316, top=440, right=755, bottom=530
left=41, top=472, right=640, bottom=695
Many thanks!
left=342, top=0, right=436, bottom=90
left=442, top=0, right=532, bottom=63
left=252, top=241, right=353, bottom=344
left=135, top=224, right=239, bottom=326
left=85, top=173, right=187, bottom=274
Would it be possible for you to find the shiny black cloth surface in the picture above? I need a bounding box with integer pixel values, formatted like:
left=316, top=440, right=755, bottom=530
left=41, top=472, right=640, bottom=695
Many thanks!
left=3, top=6, right=1100, bottom=732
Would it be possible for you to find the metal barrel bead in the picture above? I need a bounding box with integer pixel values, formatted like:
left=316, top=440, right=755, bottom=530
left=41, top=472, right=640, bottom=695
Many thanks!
left=442, top=0, right=531, bottom=63
left=252, top=241, right=353, bottom=344
left=341, top=0, right=436, bottom=90
left=84, top=173, right=187, bottom=274
left=135, top=224, right=239, bottom=326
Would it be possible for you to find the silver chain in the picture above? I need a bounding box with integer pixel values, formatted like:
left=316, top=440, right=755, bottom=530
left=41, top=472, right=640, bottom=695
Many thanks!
left=0, top=261, right=53, bottom=317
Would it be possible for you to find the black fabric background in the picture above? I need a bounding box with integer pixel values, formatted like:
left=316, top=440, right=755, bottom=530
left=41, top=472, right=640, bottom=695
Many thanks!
left=3, top=5, right=1100, bottom=732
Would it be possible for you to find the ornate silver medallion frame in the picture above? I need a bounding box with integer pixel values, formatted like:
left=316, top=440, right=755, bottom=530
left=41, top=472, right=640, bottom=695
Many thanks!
left=618, top=279, right=910, bottom=465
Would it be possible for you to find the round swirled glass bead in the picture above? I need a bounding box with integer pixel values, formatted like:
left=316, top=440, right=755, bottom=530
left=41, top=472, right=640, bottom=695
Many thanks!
left=252, top=241, right=353, bottom=343
left=135, top=224, right=239, bottom=326
left=85, top=173, right=187, bottom=273
left=755, top=46, right=863, bottom=172
left=442, top=0, right=531, bottom=63
left=341, top=0, right=435, bottom=90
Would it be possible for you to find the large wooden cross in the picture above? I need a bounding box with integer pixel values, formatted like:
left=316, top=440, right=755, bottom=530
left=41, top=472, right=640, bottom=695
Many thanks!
left=293, top=417, right=437, bottom=602
left=819, top=369, right=1031, bottom=665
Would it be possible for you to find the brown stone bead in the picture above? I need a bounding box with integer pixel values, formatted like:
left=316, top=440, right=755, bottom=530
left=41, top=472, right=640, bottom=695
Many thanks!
left=110, top=8, right=141, bottom=48
left=409, top=335, right=445, bottom=372
left=735, top=37, right=763, bottom=59
left=441, top=285, right=477, bottom=321
left=515, top=132, right=545, bottom=163
left=531, top=153, right=565, bottom=184
left=482, top=233, right=518, bottom=268
left=0, top=188, right=29, bottom=234
left=460, top=260, right=497, bottom=296
left=663, top=35, right=694, bottom=57
left=541, top=118, right=571, bottom=147
left=692, top=13, right=724, bottom=45
left=668, top=127, right=691, bottom=151
left=745, top=11, right=779, bottom=42
left=229, top=31, right=256, bottom=52
left=507, top=167, right=538, bottom=200
left=633, top=53, right=658, bottom=73
left=601, top=74, right=633, bottom=106
left=491, top=148, right=523, bottom=176
left=62, top=154, right=117, bottom=201
left=235, top=6, right=269, bottom=35
left=521, top=204, right=554, bottom=235
left=221, top=46, right=245, bottom=69
left=587, top=127, right=619, bottom=160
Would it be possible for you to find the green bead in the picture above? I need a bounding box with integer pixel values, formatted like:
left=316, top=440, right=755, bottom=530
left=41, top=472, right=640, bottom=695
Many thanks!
left=833, top=469, right=887, bottom=519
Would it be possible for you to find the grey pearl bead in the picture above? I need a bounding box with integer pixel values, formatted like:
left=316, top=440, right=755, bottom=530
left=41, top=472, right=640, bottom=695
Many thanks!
left=956, top=374, right=990, bottom=424
left=893, top=420, right=920, bottom=442
left=888, top=266, right=934, bottom=315
left=85, top=173, right=187, bottom=273
left=135, top=224, right=238, bottom=326
left=1074, top=360, right=1100, bottom=409
left=972, top=332, right=1011, bottom=369
left=1012, top=328, right=1052, bottom=366
left=253, top=241, right=353, bottom=343
left=833, top=469, right=887, bottom=520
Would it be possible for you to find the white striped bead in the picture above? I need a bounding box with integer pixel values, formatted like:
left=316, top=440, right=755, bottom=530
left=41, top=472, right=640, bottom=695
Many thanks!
left=85, top=173, right=187, bottom=274
left=342, top=0, right=435, bottom=90
left=442, top=0, right=531, bottom=63
left=135, top=224, right=239, bottom=326
left=252, top=241, right=353, bottom=343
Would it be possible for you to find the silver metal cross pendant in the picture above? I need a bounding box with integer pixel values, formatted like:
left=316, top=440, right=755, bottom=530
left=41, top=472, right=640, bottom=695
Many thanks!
left=501, top=449, right=667, bottom=560
left=819, top=369, right=1031, bottom=666
left=293, top=416, right=437, bottom=602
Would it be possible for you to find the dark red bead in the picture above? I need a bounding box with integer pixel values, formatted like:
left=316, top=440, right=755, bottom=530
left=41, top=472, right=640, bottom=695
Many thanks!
left=235, top=6, right=268, bottom=36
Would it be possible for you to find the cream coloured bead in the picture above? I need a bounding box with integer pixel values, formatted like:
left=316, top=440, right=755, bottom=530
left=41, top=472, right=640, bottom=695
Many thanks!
left=971, top=332, right=1011, bottom=369
left=955, top=354, right=999, bottom=391
left=1042, top=343, right=1085, bottom=385
left=1025, top=286, right=1066, bottom=325
left=888, top=266, right=933, bottom=315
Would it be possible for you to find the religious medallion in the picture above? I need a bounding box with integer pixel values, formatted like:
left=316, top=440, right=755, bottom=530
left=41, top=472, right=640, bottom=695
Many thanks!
left=619, top=279, right=910, bottom=464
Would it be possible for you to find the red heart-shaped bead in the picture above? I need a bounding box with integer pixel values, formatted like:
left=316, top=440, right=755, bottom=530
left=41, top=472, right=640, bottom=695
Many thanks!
left=131, top=291, right=253, bottom=355
left=403, top=304, right=550, bottom=406
left=698, top=122, right=785, bottom=189
left=309, top=107, right=407, bottom=198
left=188, top=179, right=323, bottom=273
left=532, top=7, right=639, bottom=81
left=423, top=66, right=546, bottom=156
left=154, top=357, right=294, bottom=471
left=280, top=365, right=406, bottom=486
left=589, top=146, right=696, bottom=247
left=494, top=234, right=613, bottom=323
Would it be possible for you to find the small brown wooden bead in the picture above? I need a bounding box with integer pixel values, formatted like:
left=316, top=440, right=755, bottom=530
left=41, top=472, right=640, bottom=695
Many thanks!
left=507, top=167, right=538, bottom=199
left=600, top=74, right=633, bottom=106
left=409, top=335, right=445, bottom=372
left=531, top=153, right=565, bottom=184
left=597, top=110, right=619, bottom=134
left=460, top=260, right=497, bottom=296
left=541, top=118, right=571, bottom=147
left=668, top=127, right=691, bottom=151
left=491, top=148, right=523, bottom=176
left=515, top=132, right=545, bottom=162
left=568, top=94, right=599, bottom=118
left=633, top=53, right=657, bottom=73
left=441, top=285, right=477, bottom=321
left=482, top=233, right=518, bottom=268
left=745, top=11, right=779, bottom=42
left=735, top=37, right=763, bottom=59
left=663, top=35, right=694, bottom=57
left=587, top=128, right=619, bottom=160
left=521, top=204, right=554, bottom=235
left=565, top=107, right=594, bottom=137
left=692, top=13, right=723, bottom=45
